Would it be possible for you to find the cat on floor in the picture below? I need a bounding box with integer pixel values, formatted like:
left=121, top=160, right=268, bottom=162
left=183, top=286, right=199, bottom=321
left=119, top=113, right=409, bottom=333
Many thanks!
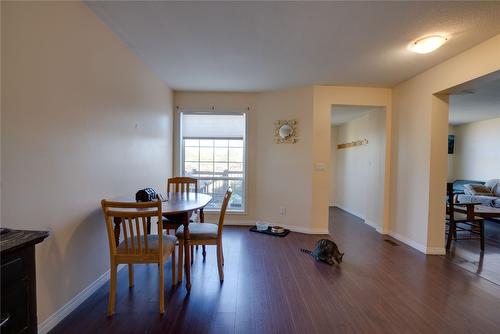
left=301, top=239, right=344, bottom=265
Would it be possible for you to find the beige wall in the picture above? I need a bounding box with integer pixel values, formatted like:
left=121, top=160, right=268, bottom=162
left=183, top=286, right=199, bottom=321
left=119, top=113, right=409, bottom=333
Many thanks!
left=329, top=125, right=337, bottom=206
left=451, top=117, right=500, bottom=181
left=332, top=109, right=386, bottom=231
left=391, top=34, right=500, bottom=253
left=1, top=1, right=173, bottom=328
left=174, top=87, right=317, bottom=233
left=313, top=86, right=393, bottom=234
left=255, top=87, right=315, bottom=232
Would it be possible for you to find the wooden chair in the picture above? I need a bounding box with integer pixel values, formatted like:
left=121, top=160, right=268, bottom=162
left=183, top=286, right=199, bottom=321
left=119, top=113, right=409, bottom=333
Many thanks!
left=101, top=200, right=177, bottom=315
left=167, top=177, right=198, bottom=194
left=445, top=182, right=485, bottom=251
left=164, top=177, right=204, bottom=260
left=164, top=177, right=199, bottom=231
left=176, top=188, right=232, bottom=283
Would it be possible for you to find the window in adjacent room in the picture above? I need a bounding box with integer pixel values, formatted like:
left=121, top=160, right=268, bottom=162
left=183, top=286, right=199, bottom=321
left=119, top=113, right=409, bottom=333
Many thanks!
left=180, top=112, right=246, bottom=212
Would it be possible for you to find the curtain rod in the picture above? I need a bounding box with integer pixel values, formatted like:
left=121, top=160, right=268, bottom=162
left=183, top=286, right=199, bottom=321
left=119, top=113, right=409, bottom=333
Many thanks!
left=176, top=106, right=250, bottom=112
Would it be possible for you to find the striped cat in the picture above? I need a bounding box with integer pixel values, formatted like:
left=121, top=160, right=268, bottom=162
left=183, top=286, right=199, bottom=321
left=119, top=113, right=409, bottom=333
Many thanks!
left=301, top=239, right=344, bottom=265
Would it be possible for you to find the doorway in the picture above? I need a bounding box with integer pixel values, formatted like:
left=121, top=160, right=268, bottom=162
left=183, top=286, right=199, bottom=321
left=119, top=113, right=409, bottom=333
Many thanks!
left=330, top=105, right=387, bottom=233
left=439, top=70, right=500, bottom=284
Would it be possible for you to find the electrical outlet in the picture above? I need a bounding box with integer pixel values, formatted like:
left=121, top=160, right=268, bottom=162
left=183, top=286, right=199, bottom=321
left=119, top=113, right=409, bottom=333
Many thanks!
left=280, top=207, right=286, bottom=215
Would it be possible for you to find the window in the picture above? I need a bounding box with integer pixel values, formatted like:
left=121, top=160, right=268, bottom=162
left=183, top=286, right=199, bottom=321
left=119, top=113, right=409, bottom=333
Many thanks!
left=180, top=112, right=246, bottom=212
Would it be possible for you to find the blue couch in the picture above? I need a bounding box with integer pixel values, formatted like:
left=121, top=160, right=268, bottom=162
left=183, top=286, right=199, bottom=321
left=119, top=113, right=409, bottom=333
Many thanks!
left=457, top=179, right=500, bottom=208
left=452, top=179, right=484, bottom=194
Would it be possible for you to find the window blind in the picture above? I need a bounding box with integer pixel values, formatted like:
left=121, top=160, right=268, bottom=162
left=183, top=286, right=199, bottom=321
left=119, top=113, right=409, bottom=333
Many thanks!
left=181, top=113, right=245, bottom=139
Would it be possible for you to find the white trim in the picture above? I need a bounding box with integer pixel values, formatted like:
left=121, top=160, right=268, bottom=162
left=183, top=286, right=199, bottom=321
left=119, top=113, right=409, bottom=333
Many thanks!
left=333, top=205, right=444, bottom=254
left=38, top=265, right=125, bottom=334
left=224, top=220, right=329, bottom=235
left=284, top=225, right=329, bottom=235
left=386, top=231, right=445, bottom=255
left=333, top=205, right=385, bottom=233
left=363, top=219, right=381, bottom=232
left=333, top=204, right=365, bottom=220
left=387, top=231, right=427, bottom=253
left=425, top=247, right=446, bottom=255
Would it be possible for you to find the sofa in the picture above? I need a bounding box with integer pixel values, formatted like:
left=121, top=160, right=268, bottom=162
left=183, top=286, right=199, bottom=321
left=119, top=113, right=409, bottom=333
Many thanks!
left=457, top=179, right=500, bottom=208
left=452, top=179, right=484, bottom=194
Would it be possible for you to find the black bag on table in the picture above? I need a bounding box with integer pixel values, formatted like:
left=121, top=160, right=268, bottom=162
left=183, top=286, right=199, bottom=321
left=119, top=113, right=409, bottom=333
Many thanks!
left=135, top=188, right=158, bottom=202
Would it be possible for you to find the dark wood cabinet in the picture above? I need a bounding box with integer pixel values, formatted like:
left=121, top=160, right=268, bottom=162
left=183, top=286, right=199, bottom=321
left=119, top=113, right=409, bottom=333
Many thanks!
left=1, top=229, right=48, bottom=334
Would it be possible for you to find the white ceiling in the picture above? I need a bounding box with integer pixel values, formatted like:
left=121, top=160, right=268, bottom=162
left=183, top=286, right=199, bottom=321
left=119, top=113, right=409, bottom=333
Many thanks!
left=331, top=105, right=384, bottom=125
left=86, top=1, right=500, bottom=92
left=449, top=78, right=500, bottom=125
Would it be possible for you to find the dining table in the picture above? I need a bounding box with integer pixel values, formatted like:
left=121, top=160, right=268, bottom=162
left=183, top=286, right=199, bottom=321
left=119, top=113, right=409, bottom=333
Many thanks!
left=454, top=204, right=500, bottom=222
left=112, top=192, right=212, bottom=293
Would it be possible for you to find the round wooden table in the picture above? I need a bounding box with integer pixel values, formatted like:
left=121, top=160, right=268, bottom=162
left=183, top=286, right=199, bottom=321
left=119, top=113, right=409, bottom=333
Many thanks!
left=113, top=192, right=212, bottom=293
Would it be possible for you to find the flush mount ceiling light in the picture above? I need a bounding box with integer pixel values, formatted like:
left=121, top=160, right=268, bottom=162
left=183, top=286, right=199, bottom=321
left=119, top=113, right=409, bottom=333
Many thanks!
left=408, top=35, right=448, bottom=54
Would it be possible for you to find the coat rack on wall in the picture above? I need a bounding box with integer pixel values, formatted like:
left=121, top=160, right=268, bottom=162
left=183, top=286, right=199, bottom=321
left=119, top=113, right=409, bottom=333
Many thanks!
left=337, top=139, right=368, bottom=149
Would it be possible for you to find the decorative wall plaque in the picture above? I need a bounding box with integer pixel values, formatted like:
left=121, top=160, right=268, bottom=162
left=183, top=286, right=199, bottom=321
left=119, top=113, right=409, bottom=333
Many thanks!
left=274, top=120, right=297, bottom=144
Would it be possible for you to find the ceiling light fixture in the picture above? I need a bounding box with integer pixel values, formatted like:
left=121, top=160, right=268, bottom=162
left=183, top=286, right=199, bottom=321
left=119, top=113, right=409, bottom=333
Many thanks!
left=408, top=35, right=448, bottom=54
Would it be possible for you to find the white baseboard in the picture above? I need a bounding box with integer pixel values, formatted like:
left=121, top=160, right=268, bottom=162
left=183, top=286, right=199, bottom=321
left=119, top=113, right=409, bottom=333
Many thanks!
left=223, top=219, right=256, bottom=226
left=333, top=204, right=366, bottom=221
left=425, top=247, right=446, bottom=255
left=333, top=205, right=444, bottom=255
left=363, top=219, right=382, bottom=232
left=38, top=264, right=125, bottom=334
left=387, top=231, right=427, bottom=253
left=333, top=205, right=386, bottom=233
left=283, top=225, right=329, bottom=235
left=225, top=220, right=329, bottom=234
left=387, top=231, right=445, bottom=255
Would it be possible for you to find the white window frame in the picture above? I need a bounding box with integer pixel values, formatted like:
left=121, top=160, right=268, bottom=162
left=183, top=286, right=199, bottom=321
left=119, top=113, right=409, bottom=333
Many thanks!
left=179, top=110, right=248, bottom=213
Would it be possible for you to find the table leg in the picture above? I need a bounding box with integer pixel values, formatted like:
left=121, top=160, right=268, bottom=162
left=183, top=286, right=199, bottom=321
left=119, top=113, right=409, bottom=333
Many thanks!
left=113, top=217, right=122, bottom=247
left=183, top=212, right=191, bottom=293
left=200, top=208, right=205, bottom=223
left=199, top=208, right=206, bottom=260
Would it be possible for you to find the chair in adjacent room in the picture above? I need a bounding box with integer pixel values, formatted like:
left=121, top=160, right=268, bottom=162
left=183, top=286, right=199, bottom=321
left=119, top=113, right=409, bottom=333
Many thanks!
left=101, top=199, right=177, bottom=315
left=445, top=182, right=485, bottom=251
left=176, top=188, right=232, bottom=283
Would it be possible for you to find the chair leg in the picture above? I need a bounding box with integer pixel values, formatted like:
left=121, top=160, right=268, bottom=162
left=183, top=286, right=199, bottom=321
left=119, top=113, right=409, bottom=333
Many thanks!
left=178, top=243, right=184, bottom=283
left=171, top=247, right=176, bottom=286
left=446, top=221, right=455, bottom=250
left=159, top=260, right=165, bottom=314
left=221, top=245, right=224, bottom=266
left=217, top=242, right=224, bottom=282
left=480, top=220, right=485, bottom=251
left=128, top=264, right=134, bottom=288
left=191, top=245, right=194, bottom=265
left=202, top=245, right=207, bottom=261
left=107, top=263, right=117, bottom=316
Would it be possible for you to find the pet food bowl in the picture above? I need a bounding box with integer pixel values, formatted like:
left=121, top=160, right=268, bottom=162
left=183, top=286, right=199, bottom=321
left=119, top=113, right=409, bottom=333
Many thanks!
left=256, top=221, right=270, bottom=231
left=271, top=226, right=285, bottom=234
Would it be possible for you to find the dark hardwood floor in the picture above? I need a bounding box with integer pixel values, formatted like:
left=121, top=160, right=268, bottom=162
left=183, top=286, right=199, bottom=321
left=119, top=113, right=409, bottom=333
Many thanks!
left=50, top=208, right=500, bottom=333
left=445, top=220, right=500, bottom=286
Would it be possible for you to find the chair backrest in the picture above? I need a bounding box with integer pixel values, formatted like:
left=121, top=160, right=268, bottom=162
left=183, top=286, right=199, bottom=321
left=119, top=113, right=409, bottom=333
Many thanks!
left=101, top=200, right=163, bottom=259
left=167, top=177, right=198, bottom=194
left=217, top=188, right=233, bottom=237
